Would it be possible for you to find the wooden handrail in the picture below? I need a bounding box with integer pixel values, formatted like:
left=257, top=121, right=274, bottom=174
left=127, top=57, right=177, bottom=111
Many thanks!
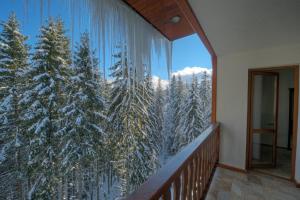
left=126, top=123, right=220, bottom=200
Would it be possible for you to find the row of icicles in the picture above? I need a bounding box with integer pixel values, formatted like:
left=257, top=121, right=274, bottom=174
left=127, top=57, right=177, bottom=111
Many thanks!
left=22, top=0, right=173, bottom=82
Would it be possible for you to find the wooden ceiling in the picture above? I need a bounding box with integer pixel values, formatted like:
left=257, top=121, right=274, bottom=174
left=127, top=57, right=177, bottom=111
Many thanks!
left=124, top=0, right=195, bottom=41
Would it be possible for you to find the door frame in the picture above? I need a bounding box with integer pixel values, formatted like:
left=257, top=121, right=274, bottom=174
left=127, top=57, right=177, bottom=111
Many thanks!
left=248, top=71, right=279, bottom=168
left=288, top=88, right=295, bottom=150
left=246, top=65, right=299, bottom=182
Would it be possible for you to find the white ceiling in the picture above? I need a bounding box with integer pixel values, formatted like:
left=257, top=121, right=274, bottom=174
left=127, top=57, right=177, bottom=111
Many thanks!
left=188, top=0, right=300, bottom=56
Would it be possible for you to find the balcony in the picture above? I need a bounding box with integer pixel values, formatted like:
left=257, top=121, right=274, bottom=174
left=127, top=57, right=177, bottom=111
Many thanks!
left=126, top=123, right=220, bottom=200
left=126, top=123, right=300, bottom=200
left=2, top=0, right=300, bottom=199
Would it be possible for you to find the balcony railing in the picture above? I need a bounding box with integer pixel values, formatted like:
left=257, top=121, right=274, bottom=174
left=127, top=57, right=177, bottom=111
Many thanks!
left=126, top=123, right=220, bottom=200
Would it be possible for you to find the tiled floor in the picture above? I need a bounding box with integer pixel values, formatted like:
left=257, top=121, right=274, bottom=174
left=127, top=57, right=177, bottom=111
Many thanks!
left=206, top=167, right=300, bottom=200
left=254, top=148, right=291, bottom=179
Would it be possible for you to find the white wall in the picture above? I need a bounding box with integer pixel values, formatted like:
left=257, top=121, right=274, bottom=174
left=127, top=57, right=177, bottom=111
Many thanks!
left=217, top=43, right=300, bottom=182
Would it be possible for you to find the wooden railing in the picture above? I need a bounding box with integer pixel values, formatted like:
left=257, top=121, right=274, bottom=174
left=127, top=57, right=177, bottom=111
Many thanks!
left=126, top=123, right=220, bottom=200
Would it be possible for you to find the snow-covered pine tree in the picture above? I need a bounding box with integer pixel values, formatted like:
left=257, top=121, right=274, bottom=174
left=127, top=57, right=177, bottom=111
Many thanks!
left=60, top=32, right=107, bottom=199
left=163, top=75, right=177, bottom=155
left=144, top=75, right=160, bottom=157
left=175, top=75, right=186, bottom=115
left=105, top=50, right=127, bottom=197
left=152, top=77, right=164, bottom=153
left=172, top=74, right=204, bottom=152
left=108, top=49, right=159, bottom=196
left=163, top=74, right=186, bottom=155
left=0, top=13, right=29, bottom=199
left=19, top=19, right=71, bottom=199
left=199, top=71, right=212, bottom=128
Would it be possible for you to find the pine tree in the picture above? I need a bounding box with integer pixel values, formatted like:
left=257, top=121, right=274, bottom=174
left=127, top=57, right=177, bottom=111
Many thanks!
left=60, top=33, right=107, bottom=199
left=106, top=51, right=128, bottom=196
left=163, top=75, right=186, bottom=155
left=19, top=19, right=71, bottom=199
left=144, top=75, right=160, bottom=155
left=173, top=75, right=185, bottom=133
left=153, top=77, right=164, bottom=153
left=108, top=50, right=158, bottom=196
left=0, top=13, right=29, bottom=199
left=175, top=75, right=186, bottom=113
left=163, top=75, right=177, bottom=155
left=199, top=71, right=212, bottom=128
left=172, top=74, right=204, bottom=152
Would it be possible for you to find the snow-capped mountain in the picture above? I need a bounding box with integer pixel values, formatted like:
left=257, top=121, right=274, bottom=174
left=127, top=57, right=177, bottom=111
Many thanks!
left=152, top=66, right=212, bottom=89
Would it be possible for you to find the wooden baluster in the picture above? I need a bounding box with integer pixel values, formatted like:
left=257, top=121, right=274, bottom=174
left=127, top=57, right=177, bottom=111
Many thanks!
left=195, top=153, right=200, bottom=200
left=174, top=176, right=181, bottom=200
left=200, top=144, right=204, bottom=196
left=199, top=146, right=204, bottom=198
left=162, top=187, right=171, bottom=200
left=182, top=167, right=188, bottom=200
left=210, top=134, right=213, bottom=167
left=187, top=164, right=192, bottom=200
left=213, top=132, right=216, bottom=164
left=208, top=137, right=211, bottom=175
left=203, top=145, right=206, bottom=196
left=205, top=140, right=209, bottom=187
left=191, top=159, right=196, bottom=200
left=208, top=139, right=210, bottom=183
left=214, top=131, right=217, bottom=164
left=211, top=135, right=213, bottom=167
left=217, top=127, right=220, bottom=162
left=210, top=135, right=213, bottom=172
left=209, top=137, right=212, bottom=176
left=213, top=133, right=216, bottom=166
left=210, top=134, right=215, bottom=166
left=208, top=138, right=211, bottom=179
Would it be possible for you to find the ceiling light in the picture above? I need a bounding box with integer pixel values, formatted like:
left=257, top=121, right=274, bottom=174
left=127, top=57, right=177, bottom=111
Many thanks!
left=170, top=16, right=181, bottom=24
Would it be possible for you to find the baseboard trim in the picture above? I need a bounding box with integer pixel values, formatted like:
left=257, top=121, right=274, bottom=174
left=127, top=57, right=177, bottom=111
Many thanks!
left=296, top=180, right=300, bottom=188
left=217, top=163, right=247, bottom=173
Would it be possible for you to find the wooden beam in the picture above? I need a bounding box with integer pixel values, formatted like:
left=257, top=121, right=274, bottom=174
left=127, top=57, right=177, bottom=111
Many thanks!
left=124, top=0, right=195, bottom=41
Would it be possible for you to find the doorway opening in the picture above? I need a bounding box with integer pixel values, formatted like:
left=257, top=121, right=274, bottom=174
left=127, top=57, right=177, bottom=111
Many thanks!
left=246, top=66, right=299, bottom=180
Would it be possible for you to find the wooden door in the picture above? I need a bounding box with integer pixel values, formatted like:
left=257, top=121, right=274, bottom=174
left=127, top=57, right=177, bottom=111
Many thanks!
left=249, top=72, right=279, bottom=168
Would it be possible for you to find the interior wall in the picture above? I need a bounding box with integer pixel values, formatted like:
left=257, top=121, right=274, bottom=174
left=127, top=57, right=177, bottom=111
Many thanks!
left=217, top=43, right=300, bottom=182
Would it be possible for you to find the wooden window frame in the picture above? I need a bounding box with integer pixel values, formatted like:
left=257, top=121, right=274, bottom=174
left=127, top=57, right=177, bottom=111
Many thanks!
left=174, top=0, right=217, bottom=123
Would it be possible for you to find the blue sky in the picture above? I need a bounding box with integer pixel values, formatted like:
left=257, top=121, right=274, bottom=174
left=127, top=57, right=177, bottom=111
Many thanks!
left=0, top=0, right=211, bottom=80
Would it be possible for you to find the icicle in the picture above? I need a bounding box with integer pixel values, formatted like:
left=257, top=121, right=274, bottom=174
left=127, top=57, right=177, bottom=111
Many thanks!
left=40, top=0, right=43, bottom=25
left=83, top=0, right=172, bottom=81
left=23, top=0, right=173, bottom=81
left=166, top=41, right=173, bottom=79
left=47, top=0, right=50, bottom=18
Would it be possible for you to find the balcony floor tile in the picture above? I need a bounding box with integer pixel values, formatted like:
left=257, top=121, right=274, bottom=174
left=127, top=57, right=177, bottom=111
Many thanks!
left=206, top=167, right=300, bottom=200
